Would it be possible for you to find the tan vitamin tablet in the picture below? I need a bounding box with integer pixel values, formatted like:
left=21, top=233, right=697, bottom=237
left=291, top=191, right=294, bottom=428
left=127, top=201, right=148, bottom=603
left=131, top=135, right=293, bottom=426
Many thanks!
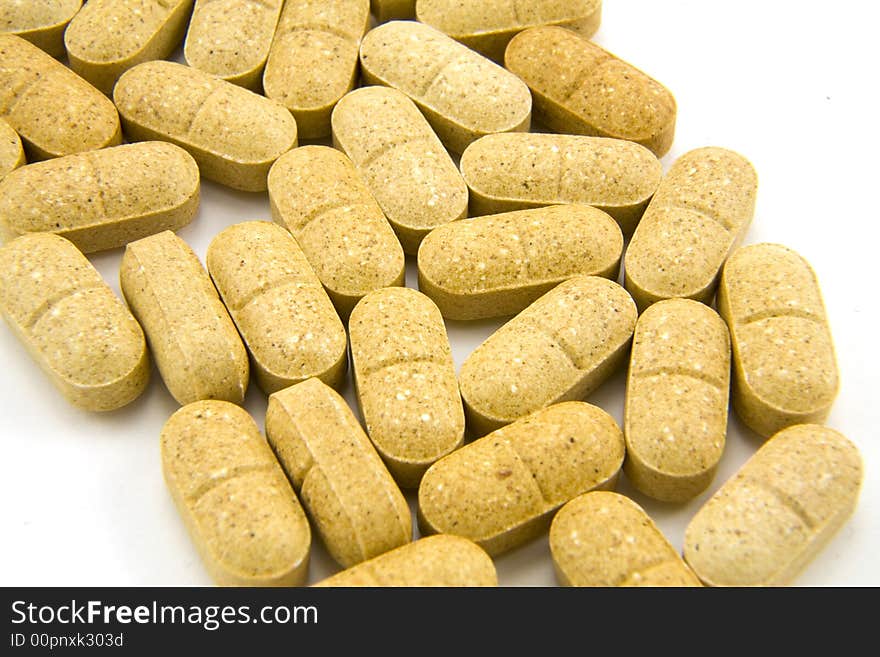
left=263, top=0, right=370, bottom=139
left=416, top=0, right=601, bottom=62
left=161, top=400, right=311, bottom=586
left=0, top=141, right=199, bottom=253
left=624, top=147, right=758, bottom=311
left=550, top=491, right=701, bottom=587
left=459, top=275, right=637, bottom=436
left=418, top=205, right=623, bottom=321
left=360, top=20, right=531, bottom=154
left=266, top=378, right=412, bottom=568
left=0, top=0, right=81, bottom=59
left=0, top=233, right=148, bottom=412
left=268, top=145, right=405, bottom=319
left=315, top=534, right=497, bottom=587
left=332, top=86, right=468, bottom=254
left=505, top=26, right=676, bottom=157
left=349, top=287, right=465, bottom=487
left=120, top=231, right=249, bottom=406
left=460, top=133, right=661, bottom=234
left=113, top=60, right=297, bottom=192
left=717, top=243, right=838, bottom=437
left=624, top=299, right=730, bottom=502
left=206, top=221, right=347, bottom=395
left=0, top=119, right=24, bottom=178
left=419, top=402, right=624, bottom=555
left=0, top=34, right=121, bottom=160
left=684, top=424, right=863, bottom=586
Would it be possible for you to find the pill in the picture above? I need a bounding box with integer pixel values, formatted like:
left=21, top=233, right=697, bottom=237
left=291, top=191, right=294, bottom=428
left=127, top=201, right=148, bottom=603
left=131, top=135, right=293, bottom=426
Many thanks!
left=349, top=287, right=464, bottom=487
left=549, top=491, right=701, bottom=587
left=0, top=0, right=81, bottom=59
left=717, top=243, right=838, bottom=438
left=161, top=400, right=311, bottom=586
left=206, top=221, right=347, bottom=395
left=0, top=141, right=199, bottom=253
left=624, top=147, right=758, bottom=311
left=120, top=231, right=249, bottom=406
left=359, top=20, right=532, bottom=154
left=460, top=133, right=661, bottom=234
left=623, top=299, right=730, bottom=502
left=266, top=378, right=412, bottom=568
left=505, top=26, right=676, bottom=157
left=0, top=233, right=148, bottom=412
left=418, top=205, right=623, bottom=321
left=416, top=0, right=601, bottom=62
left=315, top=534, right=497, bottom=587
left=267, top=145, right=404, bottom=319
left=459, top=275, right=637, bottom=436
left=184, top=0, right=283, bottom=90
left=419, top=401, right=624, bottom=555
left=0, top=118, right=24, bottom=178
left=370, top=1, right=415, bottom=23
left=332, top=86, right=467, bottom=254
left=0, top=34, right=121, bottom=160
left=684, top=424, right=863, bottom=586
left=263, top=0, right=370, bottom=139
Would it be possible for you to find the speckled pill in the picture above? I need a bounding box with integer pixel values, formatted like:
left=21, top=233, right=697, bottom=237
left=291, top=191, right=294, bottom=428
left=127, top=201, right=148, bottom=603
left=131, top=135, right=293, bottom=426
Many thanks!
left=0, top=118, right=24, bottom=178
left=0, top=0, right=82, bottom=59
left=550, top=491, right=701, bottom=587
left=624, top=299, right=730, bottom=502
left=419, top=402, right=624, bottom=555
left=120, top=231, right=249, bottom=406
left=0, top=141, right=199, bottom=253
left=459, top=275, right=637, bottom=436
left=161, top=400, right=312, bottom=586
left=349, top=287, right=464, bottom=487
left=268, top=146, right=404, bottom=319
left=113, top=60, right=297, bottom=192
left=505, top=26, right=676, bottom=157
left=266, top=378, right=411, bottom=568
left=184, top=0, right=283, bottom=90
left=332, top=86, right=468, bottom=254
left=0, top=233, right=148, bottom=412
left=624, top=147, right=758, bottom=311
left=418, top=205, right=623, bottom=321
left=359, top=20, right=531, bottom=154
left=263, top=0, right=369, bottom=139
left=370, top=0, right=415, bottom=23
left=206, top=221, right=347, bottom=395
left=0, top=34, right=121, bottom=160
left=416, top=0, right=601, bottom=62
left=684, top=424, right=863, bottom=587
left=315, top=534, right=497, bottom=586
left=717, top=243, right=838, bottom=438
left=460, top=133, right=661, bottom=234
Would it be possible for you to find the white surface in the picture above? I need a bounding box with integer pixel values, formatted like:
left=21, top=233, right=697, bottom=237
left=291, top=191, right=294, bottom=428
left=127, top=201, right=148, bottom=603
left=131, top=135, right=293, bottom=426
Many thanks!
left=2, top=0, right=879, bottom=587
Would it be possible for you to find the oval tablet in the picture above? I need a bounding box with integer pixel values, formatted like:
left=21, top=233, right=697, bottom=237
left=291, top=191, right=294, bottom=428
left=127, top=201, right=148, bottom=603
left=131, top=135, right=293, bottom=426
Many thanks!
left=120, top=231, right=249, bottom=406
left=684, top=424, right=863, bottom=586
left=0, top=233, right=148, bottom=412
left=0, top=141, right=199, bottom=253
left=459, top=275, right=637, bottom=436
left=460, top=133, right=661, bottom=234
left=359, top=20, right=531, bottom=154
left=419, top=402, right=624, bottom=555
left=370, top=0, right=415, bottom=23
left=206, top=221, right=347, bottom=395
left=0, top=0, right=82, bottom=59
left=0, top=118, right=24, bottom=178
left=550, top=491, right=700, bottom=587
left=624, top=147, right=758, bottom=311
left=113, top=60, right=297, bottom=192
left=349, top=287, right=465, bottom=487
left=717, top=243, right=838, bottom=437
left=0, top=34, right=121, bottom=160
left=505, top=26, right=676, bottom=157
left=624, top=299, right=730, bottom=502
left=418, top=205, right=623, bottom=321
left=266, top=378, right=412, bottom=568
left=161, top=400, right=311, bottom=586
left=268, top=145, right=405, bottom=319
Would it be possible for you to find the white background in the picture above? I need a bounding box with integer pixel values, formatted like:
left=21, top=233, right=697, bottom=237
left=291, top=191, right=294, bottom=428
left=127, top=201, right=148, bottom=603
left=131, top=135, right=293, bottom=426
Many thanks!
left=1, top=0, right=878, bottom=586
